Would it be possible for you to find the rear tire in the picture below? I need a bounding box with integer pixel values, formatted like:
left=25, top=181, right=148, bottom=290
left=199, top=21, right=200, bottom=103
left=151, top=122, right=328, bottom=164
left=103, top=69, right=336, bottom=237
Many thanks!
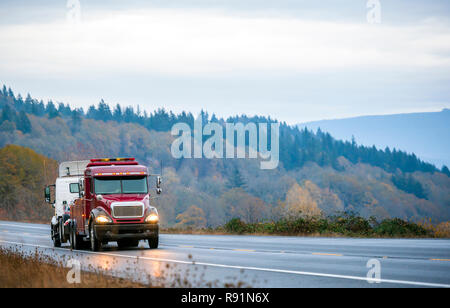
left=90, top=222, right=101, bottom=252
left=147, top=236, right=159, bottom=249
left=59, top=219, right=66, bottom=244
left=70, top=222, right=82, bottom=250
left=51, top=224, right=61, bottom=248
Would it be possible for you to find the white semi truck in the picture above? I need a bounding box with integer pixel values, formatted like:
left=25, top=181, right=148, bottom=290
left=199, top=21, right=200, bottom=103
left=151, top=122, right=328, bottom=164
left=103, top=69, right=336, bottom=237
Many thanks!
left=45, top=160, right=90, bottom=247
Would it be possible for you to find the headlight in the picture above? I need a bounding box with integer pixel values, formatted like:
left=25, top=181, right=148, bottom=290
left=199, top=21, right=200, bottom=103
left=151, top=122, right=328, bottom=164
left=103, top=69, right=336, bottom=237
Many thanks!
left=145, top=214, right=159, bottom=223
left=96, top=215, right=112, bottom=223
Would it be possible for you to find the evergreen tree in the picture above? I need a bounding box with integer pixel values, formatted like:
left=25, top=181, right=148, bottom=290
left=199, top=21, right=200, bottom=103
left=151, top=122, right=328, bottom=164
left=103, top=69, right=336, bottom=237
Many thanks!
left=113, top=104, right=122, bottom=122
left=70, top=109, right=83, bottom=133
left=97, top=99, right=112, bottom=121
left=24, top=94, right=33, bottom=113
left=15, top=94, right=24, bottom=111
left=7, top=87, right=14, bottom=99
left=86, top=105, right=97, bottom=119
left=31, top=100, right=45, bottom=116
left=1, top=104, right=16, bottom=123
left=391, top=173, right=427, bottom=199
left=123, top=106, right=135, bottom=123
left=227, top=166, right=246, bottom=189
left=442, top=165, right=450, bottom=177
left=46, top=101, right=59, bottom=119
left=16, top=110, right=32, bottom=133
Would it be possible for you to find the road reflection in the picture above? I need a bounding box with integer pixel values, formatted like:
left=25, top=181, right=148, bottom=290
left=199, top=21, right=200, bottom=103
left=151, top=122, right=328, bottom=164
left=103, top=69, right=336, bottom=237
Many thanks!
left=76, top=244, right=196, bottom=286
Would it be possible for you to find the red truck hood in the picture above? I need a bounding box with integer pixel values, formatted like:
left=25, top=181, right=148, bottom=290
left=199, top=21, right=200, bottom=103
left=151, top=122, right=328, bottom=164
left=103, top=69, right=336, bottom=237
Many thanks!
left=96, top=194, right=150, bottom=211
left=99, top=194, right=148, bottom=203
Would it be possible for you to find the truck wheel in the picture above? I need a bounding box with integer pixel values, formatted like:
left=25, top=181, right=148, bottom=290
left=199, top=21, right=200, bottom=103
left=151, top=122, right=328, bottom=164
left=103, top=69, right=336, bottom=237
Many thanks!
left=51, top=224, right=61, bottom=248
left=89, top=223, right=101, bottom=252
left=117, top=239, right=139, bottom=249
left=59, top=219, right=65, bottom=244
left=70, top=223, right=81, bottom=250
left=147, top=236, right=159, bottom=249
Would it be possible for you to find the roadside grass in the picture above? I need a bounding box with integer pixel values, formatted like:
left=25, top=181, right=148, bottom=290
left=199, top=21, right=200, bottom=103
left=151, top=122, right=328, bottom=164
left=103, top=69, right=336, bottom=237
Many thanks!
left=0, top=246, right=250, bottom=288
left=163, top=214, right=449, bottom=238
left=0, top=246, right=146, bottom=288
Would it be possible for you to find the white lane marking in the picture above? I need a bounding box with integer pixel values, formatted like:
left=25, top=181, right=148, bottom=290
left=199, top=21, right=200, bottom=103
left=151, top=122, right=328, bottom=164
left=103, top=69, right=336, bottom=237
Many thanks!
left=1, top=240, right=449, bottom=288
left=0, top=223, right=48, bottom=230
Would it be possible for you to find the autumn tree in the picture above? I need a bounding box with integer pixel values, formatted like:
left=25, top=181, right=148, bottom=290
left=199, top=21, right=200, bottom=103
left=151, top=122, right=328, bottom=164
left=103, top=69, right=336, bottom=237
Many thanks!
left=220, top=188, right=267, bottom=223
left=303, top=180, right=343, bottom=215
left=284, top=182, right=321, bottom=218
left=175, top=205, right=207, bottom=229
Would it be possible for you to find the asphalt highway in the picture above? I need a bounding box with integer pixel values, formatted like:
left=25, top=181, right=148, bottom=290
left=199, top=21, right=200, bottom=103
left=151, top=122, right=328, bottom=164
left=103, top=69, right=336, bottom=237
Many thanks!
left=0, top=220, right=449, bottom=287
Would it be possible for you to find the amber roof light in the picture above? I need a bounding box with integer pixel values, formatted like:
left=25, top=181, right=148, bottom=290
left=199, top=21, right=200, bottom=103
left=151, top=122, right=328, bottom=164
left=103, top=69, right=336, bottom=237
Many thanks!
left=90, top=158, right=135, bottom=162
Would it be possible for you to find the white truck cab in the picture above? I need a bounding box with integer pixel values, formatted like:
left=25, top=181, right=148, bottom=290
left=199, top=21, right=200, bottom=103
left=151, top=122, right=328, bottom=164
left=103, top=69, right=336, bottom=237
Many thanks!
left=54, top=177, right=81, bottom=217
left=46, top=160, right=89, bottom=247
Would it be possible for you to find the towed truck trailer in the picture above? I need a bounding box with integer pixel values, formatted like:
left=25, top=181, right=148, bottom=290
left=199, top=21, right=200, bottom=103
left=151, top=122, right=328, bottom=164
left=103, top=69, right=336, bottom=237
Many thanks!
left=45, top=160, right=89, bottom=247
left=45, top=157, right=161, bottom=251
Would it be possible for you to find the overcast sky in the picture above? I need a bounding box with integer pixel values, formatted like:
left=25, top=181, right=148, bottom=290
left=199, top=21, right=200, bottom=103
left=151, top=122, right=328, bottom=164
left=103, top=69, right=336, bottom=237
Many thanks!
left=0, top=0, right=449, bottom=123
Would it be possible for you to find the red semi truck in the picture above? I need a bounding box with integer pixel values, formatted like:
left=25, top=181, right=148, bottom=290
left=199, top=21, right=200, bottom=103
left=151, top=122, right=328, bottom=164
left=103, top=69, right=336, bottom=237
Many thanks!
left=45, top=157, right=161, bottom=251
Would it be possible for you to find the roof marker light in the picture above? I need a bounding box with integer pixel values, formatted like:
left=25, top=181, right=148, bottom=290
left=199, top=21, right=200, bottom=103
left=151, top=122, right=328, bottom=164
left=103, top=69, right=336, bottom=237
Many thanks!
left=90, top=158, right=135, bottom=162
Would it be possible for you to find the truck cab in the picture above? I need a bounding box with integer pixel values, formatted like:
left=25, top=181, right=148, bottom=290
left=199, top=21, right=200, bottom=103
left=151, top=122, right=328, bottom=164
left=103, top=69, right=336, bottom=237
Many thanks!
left=69, top=158, right=160, bottom=251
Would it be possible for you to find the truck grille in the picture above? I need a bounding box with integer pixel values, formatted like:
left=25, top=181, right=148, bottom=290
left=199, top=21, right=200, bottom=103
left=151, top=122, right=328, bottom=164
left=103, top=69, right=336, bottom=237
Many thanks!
left=111, top=202, right=144, bottom=218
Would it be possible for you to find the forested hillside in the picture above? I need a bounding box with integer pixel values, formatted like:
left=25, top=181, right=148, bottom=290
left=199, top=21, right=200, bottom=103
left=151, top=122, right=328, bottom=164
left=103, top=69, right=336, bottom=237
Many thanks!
left=1, top=86, right=449, bottom=225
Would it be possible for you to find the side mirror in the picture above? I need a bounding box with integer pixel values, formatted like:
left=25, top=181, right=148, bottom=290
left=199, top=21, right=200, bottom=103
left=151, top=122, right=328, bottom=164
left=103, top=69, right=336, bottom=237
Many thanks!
left=78, top=178, right=85, bottom=198
left=156, top=176, right=162, bottom=189
left=156, top=176, right=162, bottom=194
left=44, top=186, right=51, bottom=203
left=44, top=185, right=55, bottom=204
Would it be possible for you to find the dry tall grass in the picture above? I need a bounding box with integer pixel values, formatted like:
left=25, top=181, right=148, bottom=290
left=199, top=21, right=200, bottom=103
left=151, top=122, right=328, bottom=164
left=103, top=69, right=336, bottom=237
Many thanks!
left=0, top=247, right=145, bottom=288
left=0, top=246, right=249, bottom=288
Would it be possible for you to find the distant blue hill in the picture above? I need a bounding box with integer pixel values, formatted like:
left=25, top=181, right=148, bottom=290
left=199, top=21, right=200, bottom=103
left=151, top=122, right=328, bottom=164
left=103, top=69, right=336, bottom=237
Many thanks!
left=298, top=109, right=450, bottom=168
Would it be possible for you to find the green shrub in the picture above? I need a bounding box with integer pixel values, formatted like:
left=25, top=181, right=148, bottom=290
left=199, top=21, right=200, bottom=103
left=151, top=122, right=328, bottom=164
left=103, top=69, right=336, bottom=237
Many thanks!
left=374, top=218, right=428, bottom=237
left=326, top=212, right=372, bottom=235
left=220, top=215, right=432, bottom=237
left=224, top=218, right=247, bottom=234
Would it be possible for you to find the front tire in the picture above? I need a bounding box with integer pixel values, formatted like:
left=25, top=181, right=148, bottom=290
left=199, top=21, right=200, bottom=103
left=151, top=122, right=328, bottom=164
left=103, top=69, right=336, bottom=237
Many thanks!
left=90, top=222, right=101, bottom=252
left=147, top=236, right=159, bottom=249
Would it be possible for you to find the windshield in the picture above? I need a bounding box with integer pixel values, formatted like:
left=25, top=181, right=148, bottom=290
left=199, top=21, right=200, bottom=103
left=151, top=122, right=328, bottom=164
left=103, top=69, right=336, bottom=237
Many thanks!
left=94, top=176, right=148, bottom=195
